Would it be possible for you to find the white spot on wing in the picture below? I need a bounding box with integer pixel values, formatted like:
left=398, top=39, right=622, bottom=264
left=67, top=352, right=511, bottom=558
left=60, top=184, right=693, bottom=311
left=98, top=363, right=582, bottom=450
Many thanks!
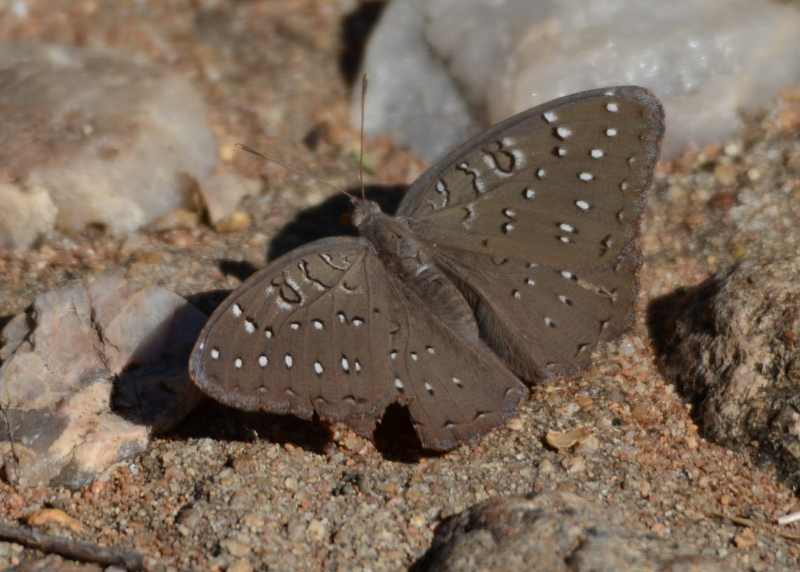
left=556, top=126, right=572, bottom=140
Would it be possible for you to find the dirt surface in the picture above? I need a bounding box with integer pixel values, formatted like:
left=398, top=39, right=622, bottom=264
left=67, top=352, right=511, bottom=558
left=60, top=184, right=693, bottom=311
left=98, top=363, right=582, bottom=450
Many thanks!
left=2, top=1, right=800, bottom=570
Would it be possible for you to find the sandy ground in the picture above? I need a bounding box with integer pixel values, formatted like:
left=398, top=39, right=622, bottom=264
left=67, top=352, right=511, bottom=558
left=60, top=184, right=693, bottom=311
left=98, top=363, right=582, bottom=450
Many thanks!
left=2, top=1, right=800, bottom=570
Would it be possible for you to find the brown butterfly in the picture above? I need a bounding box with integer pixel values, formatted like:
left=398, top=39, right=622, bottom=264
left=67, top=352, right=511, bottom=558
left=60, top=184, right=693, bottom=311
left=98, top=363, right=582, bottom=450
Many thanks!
left=190, top=86, right=664, bottom=450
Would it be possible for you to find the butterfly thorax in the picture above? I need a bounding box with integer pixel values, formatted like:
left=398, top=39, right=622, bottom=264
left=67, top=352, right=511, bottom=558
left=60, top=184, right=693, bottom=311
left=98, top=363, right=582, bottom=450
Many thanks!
left=354, top=199, right=479, bottom=341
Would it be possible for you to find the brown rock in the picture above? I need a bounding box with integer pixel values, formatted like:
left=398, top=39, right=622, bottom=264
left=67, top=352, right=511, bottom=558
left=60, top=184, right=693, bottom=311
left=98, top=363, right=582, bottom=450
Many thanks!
left=413, top=493, right=725, bottom=572
left=650, top=258, right=800, bottom=488
left=0, top=273, right=205, bottom=488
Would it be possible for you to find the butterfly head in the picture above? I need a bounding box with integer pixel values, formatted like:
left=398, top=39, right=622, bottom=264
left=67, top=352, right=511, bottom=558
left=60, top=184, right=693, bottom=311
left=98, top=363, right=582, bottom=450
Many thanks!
left=351, top=198, right=383, bottom=228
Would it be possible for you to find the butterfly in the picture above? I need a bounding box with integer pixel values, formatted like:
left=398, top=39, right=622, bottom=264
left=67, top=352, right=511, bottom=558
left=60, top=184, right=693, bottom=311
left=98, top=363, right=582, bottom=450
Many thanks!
left=189, top=86, right=664, bottom=451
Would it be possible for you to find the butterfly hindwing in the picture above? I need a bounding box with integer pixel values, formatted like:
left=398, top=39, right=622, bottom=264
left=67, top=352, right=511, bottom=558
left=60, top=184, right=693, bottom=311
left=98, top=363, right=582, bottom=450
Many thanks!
left=190, top=237, right=527, bottom=449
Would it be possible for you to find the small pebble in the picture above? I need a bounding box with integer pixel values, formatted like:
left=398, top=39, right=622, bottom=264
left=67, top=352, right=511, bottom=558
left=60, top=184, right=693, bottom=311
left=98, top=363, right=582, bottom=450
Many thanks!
left=409, top=514, right=426, bottom=528
left=307, top=519, right=328, bottom=542
left=545, top=427, right=592, bottom=451
left=714, top=163, right=738, bottom=186
left=538, top=458, right=555, bottom=475
left=227, top=560, right=254, bottom=572
left=215, top=210, right=252, bottom=233
left=221, top=539, right=252, bottom=558
left=562, top=456, right=586, bottom=474
left=734, top=527, right=757, bottom=549
left=575, top=434, right=600, bottom=455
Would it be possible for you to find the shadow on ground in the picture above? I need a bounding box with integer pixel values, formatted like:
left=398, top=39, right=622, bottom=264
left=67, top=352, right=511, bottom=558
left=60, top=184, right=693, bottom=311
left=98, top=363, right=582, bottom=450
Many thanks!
left=646, top=281, right=714, bottom=412
left=267, top=183, right=405, bottom=261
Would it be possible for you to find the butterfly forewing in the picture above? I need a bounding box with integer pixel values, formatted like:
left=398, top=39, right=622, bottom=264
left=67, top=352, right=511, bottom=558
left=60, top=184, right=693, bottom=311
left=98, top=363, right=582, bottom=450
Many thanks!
left=190, top=237, right=527, bottom=448
left=190, top=238, right=393, bottom=433
left=400, top=86, right=663, bottom=270
left=398, top=86, right=664, bottom=382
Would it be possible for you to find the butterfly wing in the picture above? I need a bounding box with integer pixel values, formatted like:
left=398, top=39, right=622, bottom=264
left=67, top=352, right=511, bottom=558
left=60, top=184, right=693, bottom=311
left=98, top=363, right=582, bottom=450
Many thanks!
left=397, top=86, right=664, bottom=381
left=189, top=237, right=526, bottom=450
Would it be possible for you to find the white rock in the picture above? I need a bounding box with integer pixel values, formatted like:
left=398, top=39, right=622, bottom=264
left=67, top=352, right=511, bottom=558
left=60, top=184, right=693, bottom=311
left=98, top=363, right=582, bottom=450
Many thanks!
left=359, top=0, right=800, bottom=160
left=0, top=44, right=218, bottom=248
left=354, top=0, right=477, bottom=162
left=0, top=183, right=57, bottom=250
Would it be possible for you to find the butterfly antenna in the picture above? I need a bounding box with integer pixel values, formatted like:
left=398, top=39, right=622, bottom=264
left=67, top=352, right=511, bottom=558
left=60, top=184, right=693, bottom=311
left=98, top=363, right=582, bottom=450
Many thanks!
left=359, top=73, right=368, bottom=201
left=237, top=143, right=356, bottom=200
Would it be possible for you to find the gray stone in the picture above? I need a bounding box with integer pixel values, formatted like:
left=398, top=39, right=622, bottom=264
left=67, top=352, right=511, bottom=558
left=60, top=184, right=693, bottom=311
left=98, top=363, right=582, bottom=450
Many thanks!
left=0, top=43, right=218, bottom=249
left=358, top=0, right=800, bottom=161
left=413, top=494, right=725, bottom=572
left=353, top=0, right=478, bottom=162
left=0, top=273, right=205, bottom=488
left=651, top=257, right=800, bottom=488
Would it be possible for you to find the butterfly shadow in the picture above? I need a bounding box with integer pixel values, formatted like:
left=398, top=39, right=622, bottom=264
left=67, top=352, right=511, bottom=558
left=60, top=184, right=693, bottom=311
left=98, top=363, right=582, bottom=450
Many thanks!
left=266, top=184, right=406, bottom=262
left=177, top=185, right=445, bottom=460
left=163, top=399, right=334, bottom=454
